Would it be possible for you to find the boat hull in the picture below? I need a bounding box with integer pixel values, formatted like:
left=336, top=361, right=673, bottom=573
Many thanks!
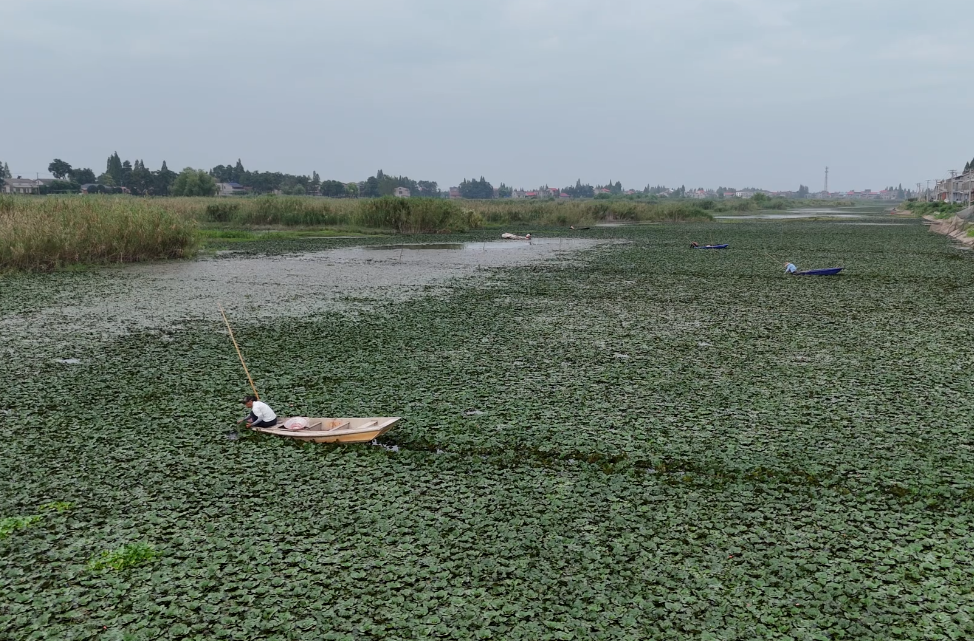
left=252, top=417, right=401, bottom=443
left=695, top=244, right=729, bottom=249
left=794, top=267, right=843, bottom=276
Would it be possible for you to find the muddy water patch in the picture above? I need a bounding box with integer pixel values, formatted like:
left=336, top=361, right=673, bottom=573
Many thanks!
left=0, top=239, right=605, bottom=353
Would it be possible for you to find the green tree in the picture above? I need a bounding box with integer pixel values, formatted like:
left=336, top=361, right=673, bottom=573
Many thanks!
left=96, top=173, right=115, bottom=186
left=40, top=179, right=81, bottom=194
left=119, top=160, right=133, bottom=189
left=417, top=180, right=439, bottom=197
left=320, top=180, right=347, bottom=197
left=362, top=176, right=380, bottom=197
left=154, top=161, right=177, bottom=196
left=105, top=152, right=123, bottom=184
left=232, top=159, right=246, bottom=183
left=752, top=192, right=770, bottom=204
left=48, top=159, right=72, bottom=180
left=0, top=160, right=8, bottom=190
left=69, top=167, right=96, bottom=184
left=210, top=164, right=232, bottom=182
left=458, top=177, right=494, bottom=199
left=128, top=160, right=152, bottom=195
left=170, top=167, right=217, bottom=197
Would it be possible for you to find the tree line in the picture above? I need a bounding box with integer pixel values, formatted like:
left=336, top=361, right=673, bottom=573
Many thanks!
left=3, top=152, right=920, bottom=199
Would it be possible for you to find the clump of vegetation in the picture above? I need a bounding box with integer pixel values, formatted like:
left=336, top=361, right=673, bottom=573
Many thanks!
left=40, top=501, right=74, bottom=512
left=0, top=196, right=197, bottom=271
left=230, top=195, right=347, bottom=226
left=0, top=515, right=42, bottom=539
left=204, top=201, right=240, bottom=223
left=466, top=199, right=714, bottom=226
left=88, top=542, right=159, bottom=572
left=356, top=197, right=476, bottom=233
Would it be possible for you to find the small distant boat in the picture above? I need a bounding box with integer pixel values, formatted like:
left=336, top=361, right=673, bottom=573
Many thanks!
left=794, top=267, right=843, bottom=276
left=693, top=244, right=729, bottom=249
left=252, top=417, right=401, bottom=443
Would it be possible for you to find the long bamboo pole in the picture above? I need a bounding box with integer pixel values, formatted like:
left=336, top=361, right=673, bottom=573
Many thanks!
left=219, top=305, right=259, bottom=400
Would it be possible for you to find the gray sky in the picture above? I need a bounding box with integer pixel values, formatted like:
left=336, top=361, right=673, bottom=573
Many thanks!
left=2, top=0, right=971, bottom=192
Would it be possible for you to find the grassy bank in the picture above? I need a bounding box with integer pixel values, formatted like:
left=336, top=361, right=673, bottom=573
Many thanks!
left=0, top=196, right=197, bottom=272
left=900, top=199, right=965, bottom=218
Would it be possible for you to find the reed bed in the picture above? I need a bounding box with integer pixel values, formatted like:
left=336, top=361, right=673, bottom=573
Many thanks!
left=189, top=196, right=714, bottom=228
left=1, top=194, right=725, bottom=270
left=0, top=196, right=197, bottom=271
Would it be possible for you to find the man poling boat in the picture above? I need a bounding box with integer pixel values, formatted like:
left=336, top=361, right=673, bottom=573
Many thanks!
left=219, top=304, right=401, bottom=443
left=239, top=394, right=277, bottom=428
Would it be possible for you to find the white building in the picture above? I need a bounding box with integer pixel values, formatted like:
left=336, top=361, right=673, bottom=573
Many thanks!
left=217, top=182, right=247, bottom=196
left=2, top=177, right=46, bottom=194
left=394, top=186, right=410, bottom=198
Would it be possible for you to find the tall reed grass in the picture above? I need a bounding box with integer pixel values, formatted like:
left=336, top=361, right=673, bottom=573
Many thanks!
left=357, top=197, right=479, bottom=233
left=465, top=199, right=714, bottom=226
left=0, top=196, right=197, bottom=271
left=1, top=193, right=728, bottom=270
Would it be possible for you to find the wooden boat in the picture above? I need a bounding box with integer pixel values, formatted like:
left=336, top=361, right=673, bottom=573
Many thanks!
left=252, top=417, right=401, bottom=443
left=694, top=244, right=729, bottom=249
left=794, top=267, right=843, bottom=276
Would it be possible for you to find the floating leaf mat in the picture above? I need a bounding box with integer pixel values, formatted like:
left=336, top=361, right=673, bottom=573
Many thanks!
left=2, top=219, right=973, bottom=639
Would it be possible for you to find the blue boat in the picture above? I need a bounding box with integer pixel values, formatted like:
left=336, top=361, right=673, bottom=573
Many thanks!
left=794, top=267, right=843, bottom=276
left=692, top=244, right=729, bottom=249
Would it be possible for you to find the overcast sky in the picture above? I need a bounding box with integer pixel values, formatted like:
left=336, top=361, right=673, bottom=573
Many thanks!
left=2, top=0, right=971, bottom=191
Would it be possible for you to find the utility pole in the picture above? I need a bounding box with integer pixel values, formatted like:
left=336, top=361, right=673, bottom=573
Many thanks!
left=824, top=166, right=829, bottom=195
left=948, top=170, right=958, bottom=203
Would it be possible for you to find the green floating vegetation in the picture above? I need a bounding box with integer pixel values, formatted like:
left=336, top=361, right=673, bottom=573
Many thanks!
left=2, top=215, right=974, bottom=639
left=0, top=515, right=42, bottom=539
left=88, top=542, right=160, bottom=572
left=39, top=501, right=73, bottom=513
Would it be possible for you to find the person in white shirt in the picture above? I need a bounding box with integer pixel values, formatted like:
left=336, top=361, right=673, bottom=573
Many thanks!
left=784, top=262, right=798, bottom=274
left=239, top=394, right=278, bottom=428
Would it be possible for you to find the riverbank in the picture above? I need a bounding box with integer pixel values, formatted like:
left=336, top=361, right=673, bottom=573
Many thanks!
left=923, top=207, right=974, bottom=247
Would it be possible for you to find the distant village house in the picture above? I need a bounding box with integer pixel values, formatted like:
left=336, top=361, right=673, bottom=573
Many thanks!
left=217, top=182, right=248, bottom=197
left=2, top=177, right=51, bottom=194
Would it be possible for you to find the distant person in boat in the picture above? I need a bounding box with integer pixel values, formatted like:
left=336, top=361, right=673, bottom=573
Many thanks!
left=784, top=262, right=798, bottom=274
left=239, top=394, right=277, bottom=428
left=690, top=242, right=700, bottom=248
